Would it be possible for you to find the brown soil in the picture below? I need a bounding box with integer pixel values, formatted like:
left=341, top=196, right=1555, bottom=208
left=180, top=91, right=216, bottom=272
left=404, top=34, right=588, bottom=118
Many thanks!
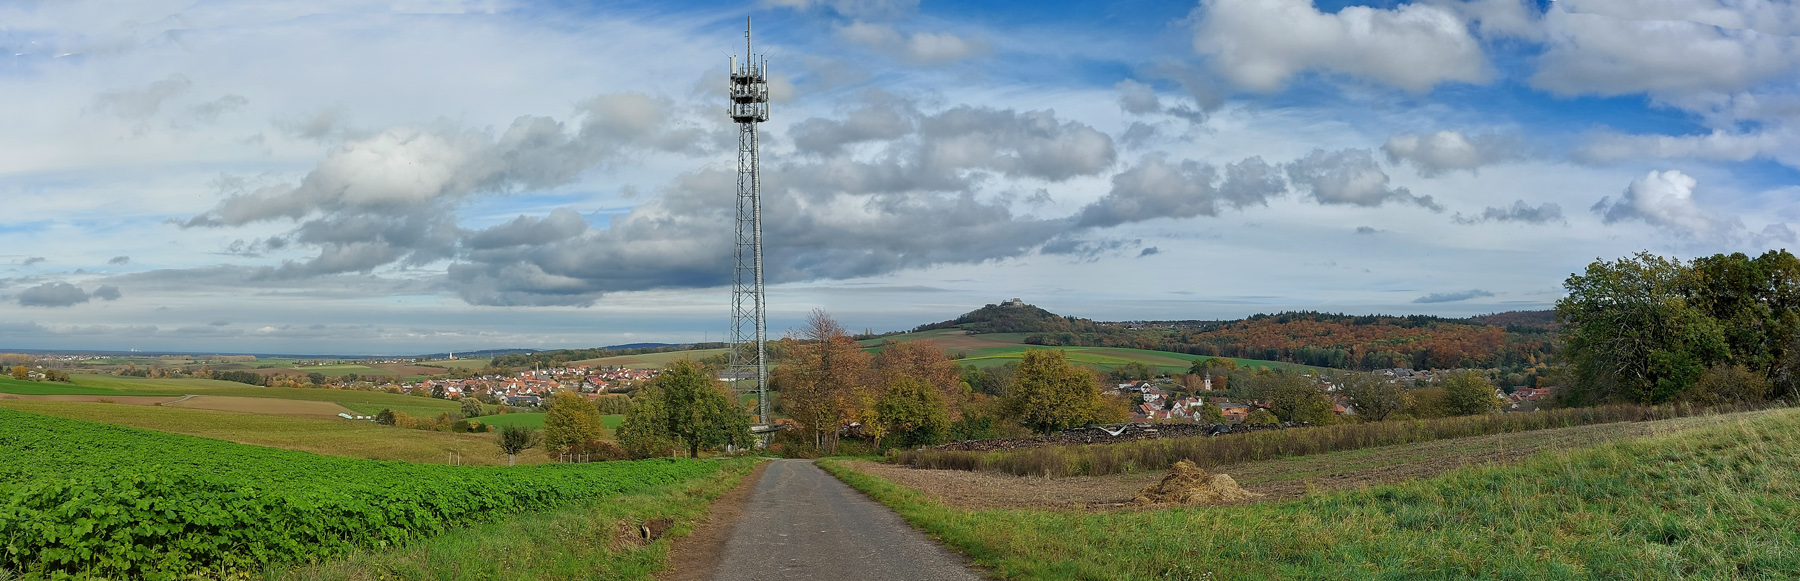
left=658, top=460, right=770, bottom=581
left=162, top=395, right=358, bottom=417
left=0, top=394, right=181, bottom=405
left=848, top=411, right=1765, bottom=512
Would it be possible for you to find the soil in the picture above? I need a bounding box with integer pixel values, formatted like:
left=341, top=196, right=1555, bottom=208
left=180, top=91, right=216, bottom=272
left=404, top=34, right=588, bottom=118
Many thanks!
left=657, top=460, right=770, bottom=581
left=162, top=395, right=358, bottom=417
left=848, top=412, right=1763, bottom=512
left=0, top=394, right=182, bottom=405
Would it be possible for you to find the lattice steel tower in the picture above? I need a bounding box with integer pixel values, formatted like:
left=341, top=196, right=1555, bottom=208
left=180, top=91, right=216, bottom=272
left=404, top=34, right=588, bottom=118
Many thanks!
left=727, top=18, right=770, bottom=423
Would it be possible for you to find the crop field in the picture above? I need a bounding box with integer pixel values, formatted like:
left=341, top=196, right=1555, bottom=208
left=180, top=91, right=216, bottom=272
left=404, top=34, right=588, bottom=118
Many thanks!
left=162, top=395, right=358, bottom=417
left=0, top=409, right=720, bottom=579
left=415, top=358, right=491, bottom=370
left=573, top=349, right=729, bottom=369
left=825, top=408, right=1800, bottom=580
left=0, top=377, right=179, bottom=396
left=41, top=374, right=464, bottom=415
left=0, top=400, right=547, bottom=465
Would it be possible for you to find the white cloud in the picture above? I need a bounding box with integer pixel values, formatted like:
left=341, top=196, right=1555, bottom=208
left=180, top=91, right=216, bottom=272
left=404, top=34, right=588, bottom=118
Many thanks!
left=1593, top=170, right=1731, bottom=236
left=1383, top=130, right=1526, bottom=176
left=1192, top=0, right=1490, bottom=92
left=1577, top=127, right=1800, bottom=169
left=1532, top=2, right=1800, bottom=99
left=836, top=21, right=985, bottom=65
left=1285, top=148, right=1443, bottom=210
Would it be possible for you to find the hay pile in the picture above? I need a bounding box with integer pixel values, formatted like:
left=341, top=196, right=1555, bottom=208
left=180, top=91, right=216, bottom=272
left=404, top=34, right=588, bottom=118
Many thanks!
left=1129, top=460, right=1262, bottom=506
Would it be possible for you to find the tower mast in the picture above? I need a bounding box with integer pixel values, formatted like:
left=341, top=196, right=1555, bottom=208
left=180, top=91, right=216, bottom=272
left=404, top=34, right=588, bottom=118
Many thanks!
left=728, top=18, right=770, bottom=423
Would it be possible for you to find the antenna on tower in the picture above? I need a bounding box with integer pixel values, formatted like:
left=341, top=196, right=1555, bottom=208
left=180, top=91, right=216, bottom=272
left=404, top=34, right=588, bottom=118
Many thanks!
left=727, top=17, right=771, bottom=426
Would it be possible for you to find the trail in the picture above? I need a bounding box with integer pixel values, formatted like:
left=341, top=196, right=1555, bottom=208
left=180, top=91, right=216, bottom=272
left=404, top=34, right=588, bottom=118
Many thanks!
left=712, top=459, right=983, bottom=581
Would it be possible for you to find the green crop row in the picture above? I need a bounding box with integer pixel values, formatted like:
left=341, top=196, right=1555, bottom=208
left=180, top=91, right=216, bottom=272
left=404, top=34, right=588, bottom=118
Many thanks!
left=0, top=409, right=718, bottom=580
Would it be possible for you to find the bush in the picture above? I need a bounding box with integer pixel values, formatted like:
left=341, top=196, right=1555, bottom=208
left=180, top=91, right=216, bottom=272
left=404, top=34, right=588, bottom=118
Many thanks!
left=1243, top=409, right=1280, bottom=426
left=373, top=409, right=397, bottom=425
left=1682, top=364, right=1771, bottom=406
left=559, top=440, right=629, bottom=462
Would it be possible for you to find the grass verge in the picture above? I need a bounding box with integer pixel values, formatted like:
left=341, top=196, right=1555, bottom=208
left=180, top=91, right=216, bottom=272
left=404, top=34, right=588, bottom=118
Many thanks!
left=825, top=408, right=1800, bottom=580
left=266, top=457, right=761, bottom=581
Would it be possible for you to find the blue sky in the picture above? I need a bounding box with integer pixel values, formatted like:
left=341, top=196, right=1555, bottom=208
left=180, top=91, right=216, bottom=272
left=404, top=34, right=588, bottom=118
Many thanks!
left=2, top=0, right=1798, bottom=354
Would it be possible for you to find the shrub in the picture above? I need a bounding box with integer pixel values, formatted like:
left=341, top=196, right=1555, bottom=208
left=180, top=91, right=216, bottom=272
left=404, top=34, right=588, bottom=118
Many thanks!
left=1243, top=409, right=1280, bottom=426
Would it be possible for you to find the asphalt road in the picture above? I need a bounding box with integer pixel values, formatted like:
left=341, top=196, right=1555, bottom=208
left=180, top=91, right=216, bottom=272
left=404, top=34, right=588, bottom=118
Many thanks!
left=712, top=459, right=985, bottom=581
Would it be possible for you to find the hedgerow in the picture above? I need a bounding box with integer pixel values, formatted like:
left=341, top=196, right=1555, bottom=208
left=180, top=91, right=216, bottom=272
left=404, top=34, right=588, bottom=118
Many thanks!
left=0, top=409, right=717, bottom=579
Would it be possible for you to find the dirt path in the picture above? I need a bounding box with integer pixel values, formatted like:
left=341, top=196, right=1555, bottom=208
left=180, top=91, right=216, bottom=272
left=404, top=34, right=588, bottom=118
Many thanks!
left=659, top=461, right=770, bottom=581
left=711, top=459, right=984, bottom=581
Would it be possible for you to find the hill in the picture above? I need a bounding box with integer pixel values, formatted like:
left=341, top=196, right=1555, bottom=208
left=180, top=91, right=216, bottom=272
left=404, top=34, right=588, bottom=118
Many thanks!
left=906, top=301, right=1554, bottom=374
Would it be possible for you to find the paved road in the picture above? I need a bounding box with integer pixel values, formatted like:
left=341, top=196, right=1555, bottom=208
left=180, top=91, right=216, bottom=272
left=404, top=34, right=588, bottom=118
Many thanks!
left=712, top=459, right=985, bottom=581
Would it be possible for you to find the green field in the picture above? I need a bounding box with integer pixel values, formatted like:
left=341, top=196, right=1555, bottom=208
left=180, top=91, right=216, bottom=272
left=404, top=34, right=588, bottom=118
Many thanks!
left=415, top=358, right=492, bottom=370
left=0, top=399, right=547, bottom=465
left=826, top=408, right=1800, bottom=580
left=572, top=349, right=728, bottom=369
left=480, top=413, right=624, bottom=430
left=0, top=376, right=179, bottom=396
left=0, top=409, right=721, bottom=579
left=27, top=374, right=462, bottom=415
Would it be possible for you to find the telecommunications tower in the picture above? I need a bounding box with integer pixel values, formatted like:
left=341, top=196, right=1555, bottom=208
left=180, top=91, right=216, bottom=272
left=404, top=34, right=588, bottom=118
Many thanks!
left=727, top=19, right=770, bottom=423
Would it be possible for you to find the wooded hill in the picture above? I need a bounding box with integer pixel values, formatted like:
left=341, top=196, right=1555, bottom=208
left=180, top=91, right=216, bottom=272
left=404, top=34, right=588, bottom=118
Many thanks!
left=910, top=302, right=1555, bottom=373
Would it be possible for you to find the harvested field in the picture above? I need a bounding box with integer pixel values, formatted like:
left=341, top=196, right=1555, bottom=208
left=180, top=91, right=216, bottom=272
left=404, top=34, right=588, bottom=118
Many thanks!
left=852, top=409, right=1772, bottom=512
left=163, top=395, right=358, bottom=417
left=0, top=394, right=181, bottom=405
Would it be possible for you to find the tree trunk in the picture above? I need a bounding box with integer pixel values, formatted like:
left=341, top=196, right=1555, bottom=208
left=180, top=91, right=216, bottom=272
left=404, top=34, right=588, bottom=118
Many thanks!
left=508, top=453, right=516, bottom=466
left=689, top=442, right=699, bottom=458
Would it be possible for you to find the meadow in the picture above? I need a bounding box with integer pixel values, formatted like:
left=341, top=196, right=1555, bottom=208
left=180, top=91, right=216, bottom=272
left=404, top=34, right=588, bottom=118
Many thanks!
left=479, top=412, right=624, bottom=430
left=825, top=407, right=1800, bottom=580
left=896, top=402, right=1769, bottom=477
left=0, top=409, right=721, bottom=579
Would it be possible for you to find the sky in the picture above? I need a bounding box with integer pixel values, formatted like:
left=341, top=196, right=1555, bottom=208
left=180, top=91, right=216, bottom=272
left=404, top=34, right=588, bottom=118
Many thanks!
left=2, top=0, right=1798, bottom=355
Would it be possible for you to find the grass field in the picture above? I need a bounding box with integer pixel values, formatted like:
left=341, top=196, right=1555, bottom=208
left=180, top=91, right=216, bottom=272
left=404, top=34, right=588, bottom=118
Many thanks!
left=0, top=376, right=180, bottom=396
left=0, top=399, right=552, bottom=465
left=573, top=349, right=729, bottom=369
left=415, top=358, right=493, bottom=370
left=825, top=407, right=1800, bottom=580
left=39, top=374, right=465, bottom=417
left=480, top=413, right=625, bottom=430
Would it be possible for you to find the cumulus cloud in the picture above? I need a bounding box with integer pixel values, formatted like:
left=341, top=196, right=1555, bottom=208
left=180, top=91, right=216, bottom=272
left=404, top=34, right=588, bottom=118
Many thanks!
left=91, top=285, right=121, bottom=301
left=107, top=256, right=129, bottom=265
left=182, top=92, right=718, bottom=278
left=1076, top=155, right=1283, bottom=228
left=1193, top=0, right=1490, bottom=92
left=1532, top=2, right=1800, bottom=99
left=1592, top=170, right=1726, bottom=235
left=1414, top=288, right=1494, bottom=303
left=1285, top=149, right=1443, bottom=211
left=1114, top=77, right=1212, bottom=123
left=837, top=22, right=986, bottom=64
left=442, top=101, right=1116, bottom=306
left=17, top=282, right=91, bottom=307
left=1383, top=130, right=1526, bottom=176
left=1454, top=200, right=1566, bottom=225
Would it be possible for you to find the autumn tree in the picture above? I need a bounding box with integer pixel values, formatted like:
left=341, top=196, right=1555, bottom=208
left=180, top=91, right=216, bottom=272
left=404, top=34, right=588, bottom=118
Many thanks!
left=1002, top=350, right=1119, bottom=435
left=875, top=375, right=952, bottom=448
left=870, top=340, right=967, bottom=417
left=460, top=396, right=486, bottom=418
left=9, top=366, right=26, bottom=380
left=773, top=310, right=872, bottom=452
left=1262, top=372, right=1334, bottom=425
left=1338, top=373, right=1404, bottom=421
left=494, top=425, right=539, bottom=466
left=542, top=390, right=606, bottom=453
left=1440, top=370, right=1504, bottom=416
left=1198, top=402, right=1224, bottom=424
